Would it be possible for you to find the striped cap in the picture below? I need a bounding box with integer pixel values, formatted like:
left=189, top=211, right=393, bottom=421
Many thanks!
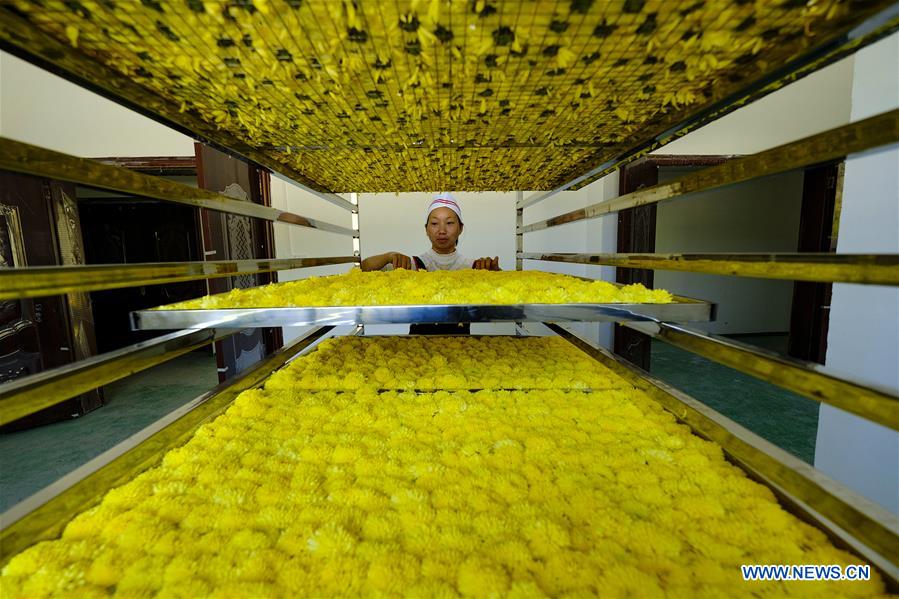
left=427, top=192, right=462, bottom=222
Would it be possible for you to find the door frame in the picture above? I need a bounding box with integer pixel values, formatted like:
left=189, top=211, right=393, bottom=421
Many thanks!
left=787, top=162, right=842, bottom=364
left=96, top=152, right=283, bottom=362
left=194, top=145, right=283, bottom=382
left=613, top=155, right=839, bottom=368
left=614, top=155, right=730, bottom=370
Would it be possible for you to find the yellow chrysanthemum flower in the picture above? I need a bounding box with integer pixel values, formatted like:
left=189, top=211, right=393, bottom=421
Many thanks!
left=1, top=338, right=888, bottom=597
left=160, top=269, right=673, bottom=309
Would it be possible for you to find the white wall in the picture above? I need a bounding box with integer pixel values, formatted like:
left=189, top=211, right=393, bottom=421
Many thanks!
left=657, top=54, right=855, bottom=155
left=521, top=174, right=618, bottom=348
left=814, top=34, right=899, bottom=516
left=654, top=167, right=804, bottom=334
left=517, top=47, right=858, bottom=346
left=643, top=37, right=855, bottom=336
left=269, top=180, right=354, bottom=266
left=0, top=51, right=194, bottom=156
left=268, top=180, right=355, bottom=343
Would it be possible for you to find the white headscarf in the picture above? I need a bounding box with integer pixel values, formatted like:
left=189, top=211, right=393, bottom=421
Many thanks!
left=426, top=192, right=462, bottom=222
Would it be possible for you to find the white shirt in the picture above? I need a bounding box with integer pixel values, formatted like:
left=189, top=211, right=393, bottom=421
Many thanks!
left=381, top=248, right=471, bottom=271
left=415, top=248, right=471, bottom=271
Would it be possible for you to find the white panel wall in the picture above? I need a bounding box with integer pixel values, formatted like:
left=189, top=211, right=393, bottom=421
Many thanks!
left=815, top=34, right=899, bottom=515
left=269, top=178, right=354, bottom=266
left=0, top=51, right=194, bottom=156
left=521, top=173, right=618, bottom=347
left=657, top=53, right=855, bottom=155
left=517, top=46, right=859, bottom=346
left=269, top=179, right=355, bottom=343
left=654, top=168, right=804, bottom=334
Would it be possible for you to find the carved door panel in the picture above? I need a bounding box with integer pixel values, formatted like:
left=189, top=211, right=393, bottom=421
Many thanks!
left=195, top=145, right=281, bottom=383
left=0, top=173, right=101, bottom=430
left=50, top=181, right=100, bottom=378
left=0, top=202, right=40, bottom=383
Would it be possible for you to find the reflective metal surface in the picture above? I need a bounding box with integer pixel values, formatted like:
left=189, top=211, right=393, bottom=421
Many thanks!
left=132, top=301, right=714, bottom=330
left=623, top=321, right=899, bottom=432
left=0, top=326, right=334, bottom=566
left=519, top=108, right=899, bottom=230
left=547, top=323, right=899, bottom=582
left=0, top=256, right=358, bottom=300
left=0, top=138, right=355, bottom=229
left=0, top=328, right=239, bottom=426
left=520, top=252, right=899, bottom=285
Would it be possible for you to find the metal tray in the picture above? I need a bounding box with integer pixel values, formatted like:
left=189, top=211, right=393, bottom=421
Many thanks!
left=131, top=300, right=714, bottom=330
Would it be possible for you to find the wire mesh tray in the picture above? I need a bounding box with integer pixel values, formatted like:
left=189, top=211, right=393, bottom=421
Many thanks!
left=131, top=301, right=714, bottom=330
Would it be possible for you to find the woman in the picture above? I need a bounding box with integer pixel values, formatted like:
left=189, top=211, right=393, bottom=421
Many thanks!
left=360, top=193, right=499, bottom=334
left=360, top=193, right=500, bottom=272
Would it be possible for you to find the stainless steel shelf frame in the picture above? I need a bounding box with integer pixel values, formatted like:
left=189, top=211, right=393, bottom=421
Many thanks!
left=0, top=328, right=239, bottom=426
left=0, top=0, right=897, bottom=592
left=518, top=252, right=899, bottom=286
left=0, top=138, right=356, bottom=225
left=0, top=257, right=360, bottom=300
left=131, top=300, right=715, bottom=330
left=518, top=108, right=899, bottom=231
left=621, top=320, right=899, bottom=432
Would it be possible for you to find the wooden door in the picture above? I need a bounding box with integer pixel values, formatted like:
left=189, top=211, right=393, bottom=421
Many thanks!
left=79, top=199, right=207, bottom=351
left=195, top=145, right=282, bottom=382
left=787, top=162, right=840, bottom=364
left=614, top=159, right=659, bottom=370
left=0, top=173, right=102, bottom=430
left=79, top=156, right=207, bottom=351
left=614, top=156, right=730, bottom=370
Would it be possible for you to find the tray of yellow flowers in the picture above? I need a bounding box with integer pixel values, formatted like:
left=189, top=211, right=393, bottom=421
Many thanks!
left=132, top=270, right=713, bottom=330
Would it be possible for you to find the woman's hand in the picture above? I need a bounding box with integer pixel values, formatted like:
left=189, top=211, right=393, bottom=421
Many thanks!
left=389, top=252, right=413, bottom=270
left=472, top=256, right=500, bottom=271
left=361, top=252, right=414, bottom=271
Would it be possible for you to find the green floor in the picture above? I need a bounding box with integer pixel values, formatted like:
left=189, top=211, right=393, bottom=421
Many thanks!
left=1, top=335, right=818, bottom=513
left=0, top=351, right=218, bottom=512
left=650, top=334, right=819, bottom=464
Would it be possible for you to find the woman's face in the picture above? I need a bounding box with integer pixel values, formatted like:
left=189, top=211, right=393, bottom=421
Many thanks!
left=425, top=207, right=463, bottom=254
